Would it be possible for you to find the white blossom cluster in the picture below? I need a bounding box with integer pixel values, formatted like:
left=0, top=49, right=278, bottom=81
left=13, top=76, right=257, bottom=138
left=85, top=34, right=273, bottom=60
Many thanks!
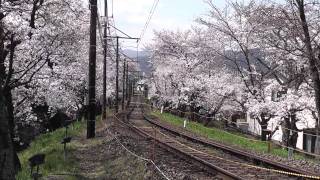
left=147, top=0, right=320, bottom=136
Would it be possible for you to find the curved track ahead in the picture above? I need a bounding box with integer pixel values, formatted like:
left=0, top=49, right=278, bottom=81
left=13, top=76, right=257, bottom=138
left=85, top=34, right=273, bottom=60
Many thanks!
left=125, top=95, right=320, bottom=180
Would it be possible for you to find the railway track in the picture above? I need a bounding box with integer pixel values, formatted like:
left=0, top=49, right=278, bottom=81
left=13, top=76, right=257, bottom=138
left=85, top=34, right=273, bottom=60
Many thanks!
left=142, top=112, right=320, bottom=178
left=123, top=95, right=319, bottom=180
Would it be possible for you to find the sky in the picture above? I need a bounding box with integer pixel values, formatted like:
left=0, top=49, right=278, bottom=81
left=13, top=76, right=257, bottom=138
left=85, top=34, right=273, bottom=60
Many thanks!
left=96, top=0, right=224, bottom=50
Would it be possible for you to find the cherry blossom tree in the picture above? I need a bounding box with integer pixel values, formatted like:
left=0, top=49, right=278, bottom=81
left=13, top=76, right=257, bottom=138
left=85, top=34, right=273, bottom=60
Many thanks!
left=149, top=0, right=320, bottom=148
left=148, top=28, right=243, bottom=125
left=0, top=0, right=95, bottom=178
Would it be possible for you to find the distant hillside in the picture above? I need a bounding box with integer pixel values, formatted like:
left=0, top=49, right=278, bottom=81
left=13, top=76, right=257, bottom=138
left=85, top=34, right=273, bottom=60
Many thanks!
left=123, top=49, right=152, bottom=77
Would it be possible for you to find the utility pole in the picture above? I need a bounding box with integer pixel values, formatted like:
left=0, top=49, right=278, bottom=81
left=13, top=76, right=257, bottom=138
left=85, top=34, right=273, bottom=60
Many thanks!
left=107, top=35, right=139, bottom=113
left=102, top=0, right=108, bottom=120
left=126, top=62, right=129, bottom=101
left=122, top=59, right=126, bottom=110
left=87, top=0, right=97, bottom=139
left=132, top=78, right=135, bottom=96
left=115, top=37, right=119, bottom=113
left=128, top=80, right=132, bottom=100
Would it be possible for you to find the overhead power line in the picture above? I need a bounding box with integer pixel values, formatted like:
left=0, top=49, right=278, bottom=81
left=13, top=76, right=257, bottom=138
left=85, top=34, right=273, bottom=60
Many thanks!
left=108, top=23, right=135, bottom=39
left=138, top=0, right=160, bottom=46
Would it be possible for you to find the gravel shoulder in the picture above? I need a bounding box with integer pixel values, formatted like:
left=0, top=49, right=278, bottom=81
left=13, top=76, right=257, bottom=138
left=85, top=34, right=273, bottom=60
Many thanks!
left=46, top=113, right=220, bottom=180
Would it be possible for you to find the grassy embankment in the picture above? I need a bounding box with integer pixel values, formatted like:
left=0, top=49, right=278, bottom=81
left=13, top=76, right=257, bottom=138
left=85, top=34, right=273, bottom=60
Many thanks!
left=16, top=110, right=152, bottom=180
left=16, top=117, right=97, bottom=180
left=151, top=111, right=309, bottom=160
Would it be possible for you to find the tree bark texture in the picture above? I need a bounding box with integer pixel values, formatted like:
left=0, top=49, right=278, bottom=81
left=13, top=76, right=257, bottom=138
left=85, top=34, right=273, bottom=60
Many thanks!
left=0, top=91, right=16, bottom=179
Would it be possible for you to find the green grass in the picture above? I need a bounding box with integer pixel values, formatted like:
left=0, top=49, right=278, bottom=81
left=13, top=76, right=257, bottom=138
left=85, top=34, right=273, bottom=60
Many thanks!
left=16, top=116, right=100, bottom=180
left=150, top=111, right=308, bottom=159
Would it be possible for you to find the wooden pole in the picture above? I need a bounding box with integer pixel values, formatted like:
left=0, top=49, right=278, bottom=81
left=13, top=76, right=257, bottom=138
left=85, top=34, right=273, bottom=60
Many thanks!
left=115, top=37, right=119, bottom=113
left=122, top=60, right=126, bottom=110
left=87, top=0, right=97, bottom=138
left=102, top=0, right=108, bottom=120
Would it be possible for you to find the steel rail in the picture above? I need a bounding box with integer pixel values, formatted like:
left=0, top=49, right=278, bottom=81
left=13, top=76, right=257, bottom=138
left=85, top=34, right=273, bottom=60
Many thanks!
left=125, top=112, right=243, bottom=180
left=143, top=115, right=320, bottom=179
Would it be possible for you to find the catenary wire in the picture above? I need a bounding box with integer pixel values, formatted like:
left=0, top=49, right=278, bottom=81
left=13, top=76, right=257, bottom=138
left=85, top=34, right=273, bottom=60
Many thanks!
left=138, top=0, right=160, bottom=46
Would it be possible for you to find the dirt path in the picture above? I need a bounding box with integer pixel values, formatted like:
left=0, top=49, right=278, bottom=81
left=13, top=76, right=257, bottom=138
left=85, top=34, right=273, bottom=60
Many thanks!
left=46, top=112, right=217, bottom=180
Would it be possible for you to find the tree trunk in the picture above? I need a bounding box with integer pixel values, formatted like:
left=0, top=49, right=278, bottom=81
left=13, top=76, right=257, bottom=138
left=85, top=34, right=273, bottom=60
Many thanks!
left=0, top=5, right=16, bottom=179
left=282, top=113, right=299, bottom=148
left=204, top=112, right=215, bottom=127
left=282, top=116, right=290, bottom=147
left=178, top=104, right=186, bottom=118
left=260, top=114, right=269, bottom=141
left=296, top=0, right=320, bottom=154
left=261, top=124, right=268, bottom=141
left=204, top=116, right=210, bottom=126
left=190, top=104, right=196, bottom=121
left=4, top=89, right=21, bottom=172
left=0, top=91, right=16, bottom=180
